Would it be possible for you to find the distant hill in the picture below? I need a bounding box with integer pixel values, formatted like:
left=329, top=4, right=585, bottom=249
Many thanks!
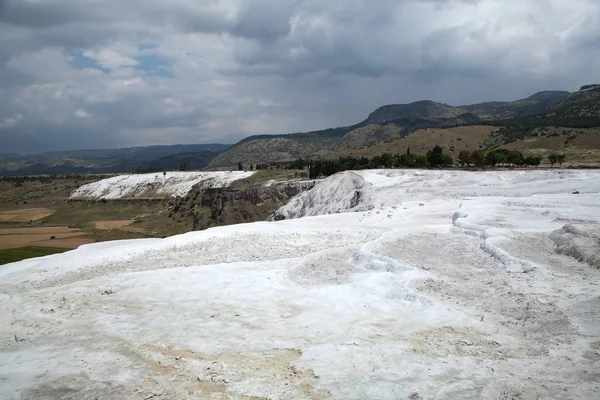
left=549, top=85, right=600, bottom=118
left=365, top=101, right=465, bottom=124
left=325, top=86, right=600, bottom=166
left=15, top=144, right=229, bottom=163
left=483, top=85, right=600, bottom=146
left=461, top=91, right=570, bottom=120
left=4, top=85, right=597, bottom=174
left=363, top=91, right=569, bottom=124
left=209, top=90, right=573, bottom=167
left=0, top=144, right=231, bottom=176
left=208, top=136, right=338, bottom=167
left=142, top=151, right=219, bottom=171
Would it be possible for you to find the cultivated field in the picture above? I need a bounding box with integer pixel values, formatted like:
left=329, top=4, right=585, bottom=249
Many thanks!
left=0, top=226, right=92, bottom=250
left=0, top=207, right=54, bottom=222
left=0, top=246, right=69, bottom=266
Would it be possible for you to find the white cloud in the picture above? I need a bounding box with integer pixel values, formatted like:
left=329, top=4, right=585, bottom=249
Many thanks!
left=0, top=114, right=23, bottom=127
left=74, top=109, right=91, bottom=118
left=83, top=49, right=139, bottom=69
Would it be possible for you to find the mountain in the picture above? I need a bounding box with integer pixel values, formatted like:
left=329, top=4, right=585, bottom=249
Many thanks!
left=209, top=90, right=572, bottom=167
left=142, top=151, right=219, bottom=171
left=365, top=101, right=465, bottom=124
left=363, top=91, right=569, bottom=125
left=483, top=85, right=600, bottom=146
left=327, top=85, right=600, bottom=165
left=14, top=144, right=230, bottom=163
left=208, top=137, right=336, bottom=168
left=0, top=144, right=231, bottom=176
left=548, top=85, right=600, bottom=118
left=3, top=86, right=595, bottom=174
left=0, top=153, right=19, bottom=161
left=461, top=91, right=570, bottom=119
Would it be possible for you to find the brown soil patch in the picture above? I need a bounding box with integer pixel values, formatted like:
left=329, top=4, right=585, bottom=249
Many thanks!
left=0, top=226, right=92, bottom=249
left=0, top=208, right=54, bottom=222
left=92, top=220, right=134, bottom=230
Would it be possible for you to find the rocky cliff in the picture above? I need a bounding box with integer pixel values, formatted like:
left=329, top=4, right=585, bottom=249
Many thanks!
left=187, top=180, right=316, bottom=230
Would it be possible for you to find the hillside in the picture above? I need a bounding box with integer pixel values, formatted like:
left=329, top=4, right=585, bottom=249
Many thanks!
left=549, top=85, right=600, bottom=118
left=461, top=91, right=569, bottom=119
left=210, top=89, right=576, bottom=167
left=326, top=125, right=498, bottom=159
left=208, top=136, right=339, bottom=167
left=482, top=85, right=600, bottom=147
left=142, top=151, right=218, bottom=171
left=0, top=144, right=231, bottom=176
left=365, top=100, right=465, bottom=124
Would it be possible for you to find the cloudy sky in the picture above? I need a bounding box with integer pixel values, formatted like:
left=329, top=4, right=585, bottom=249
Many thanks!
left=0, top=0, right=598, bottom=153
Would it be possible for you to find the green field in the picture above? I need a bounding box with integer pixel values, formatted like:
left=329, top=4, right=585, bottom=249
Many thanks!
left=0, top=246, right=69, bottom=265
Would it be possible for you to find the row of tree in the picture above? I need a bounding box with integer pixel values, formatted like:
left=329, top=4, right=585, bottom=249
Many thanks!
left=306, top=146, right=454, bottom=178
left=456, top=149, right=545, bottom=167
left=304, top=146, right=567, bottom=179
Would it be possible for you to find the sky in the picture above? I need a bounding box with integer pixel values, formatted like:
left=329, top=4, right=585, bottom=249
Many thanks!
left=0, top=0, right=598, bottom=153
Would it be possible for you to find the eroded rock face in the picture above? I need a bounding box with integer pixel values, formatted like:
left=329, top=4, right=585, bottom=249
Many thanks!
left=550, top=224, right=600, bottom=269
left=192, top=180, right=315, bottom=229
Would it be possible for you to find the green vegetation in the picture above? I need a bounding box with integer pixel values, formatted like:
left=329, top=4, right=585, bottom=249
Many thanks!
left=44, top=201, right=157, bottom=226
left=0, top=246, right=68, bottom=266
left=304, top=146, right=547, bottom=179
left=548, top=153, right=567, bottom=168
left=481, top=116, right=600, bottom=145
left=307, top=145, right=454, bottom=178
left=426, top=145, right=453, bottom=167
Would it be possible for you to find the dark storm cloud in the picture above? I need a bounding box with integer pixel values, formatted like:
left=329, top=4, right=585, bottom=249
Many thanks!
left=1, top=0, right=98, bottom=28
left=231, top=0, right=297, bottom=41
left=0, top=0, right=598, bottom=153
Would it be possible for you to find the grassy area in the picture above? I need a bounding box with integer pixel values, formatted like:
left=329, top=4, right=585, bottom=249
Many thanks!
left=44, top=201, right=161, bottom=226
left=0, top=246, right=69, bottom=265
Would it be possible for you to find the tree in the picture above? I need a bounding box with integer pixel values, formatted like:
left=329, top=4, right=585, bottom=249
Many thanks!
left=426, top=145, right=444, bottom=167
left=485, top=151, right=498, bottom=167
left=470, top=151, right=486, bottom=168
left=249, top=164, right=254, bottom=171
left=557, top=153, right=566, bottom=167
left=506, top=151, right=524, bottom=166
left=406, top=147, right=411, bottom=155
left=178, top=163, right=187, bottom=171
left=237, top=162, right=243, bottom=171
left=458, top=150, right=471, bottom=167
left=524, top=156, right=542, bottom=166
left=440, top=154, right=454, bottom=167
left=379, top=153, right=394, bottom=168
left=548, top=153, right=559, bottom=168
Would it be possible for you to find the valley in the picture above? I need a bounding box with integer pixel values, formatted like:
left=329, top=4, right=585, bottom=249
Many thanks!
left=0, top=170, right=313, bottom=265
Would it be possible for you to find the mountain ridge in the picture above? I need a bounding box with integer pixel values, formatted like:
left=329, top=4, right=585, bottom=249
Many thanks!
left=208, top=89, right=577, bottom=167
left=2, top=86, right=597, bottom=175
left=0, top=144, right=231, bottom=176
